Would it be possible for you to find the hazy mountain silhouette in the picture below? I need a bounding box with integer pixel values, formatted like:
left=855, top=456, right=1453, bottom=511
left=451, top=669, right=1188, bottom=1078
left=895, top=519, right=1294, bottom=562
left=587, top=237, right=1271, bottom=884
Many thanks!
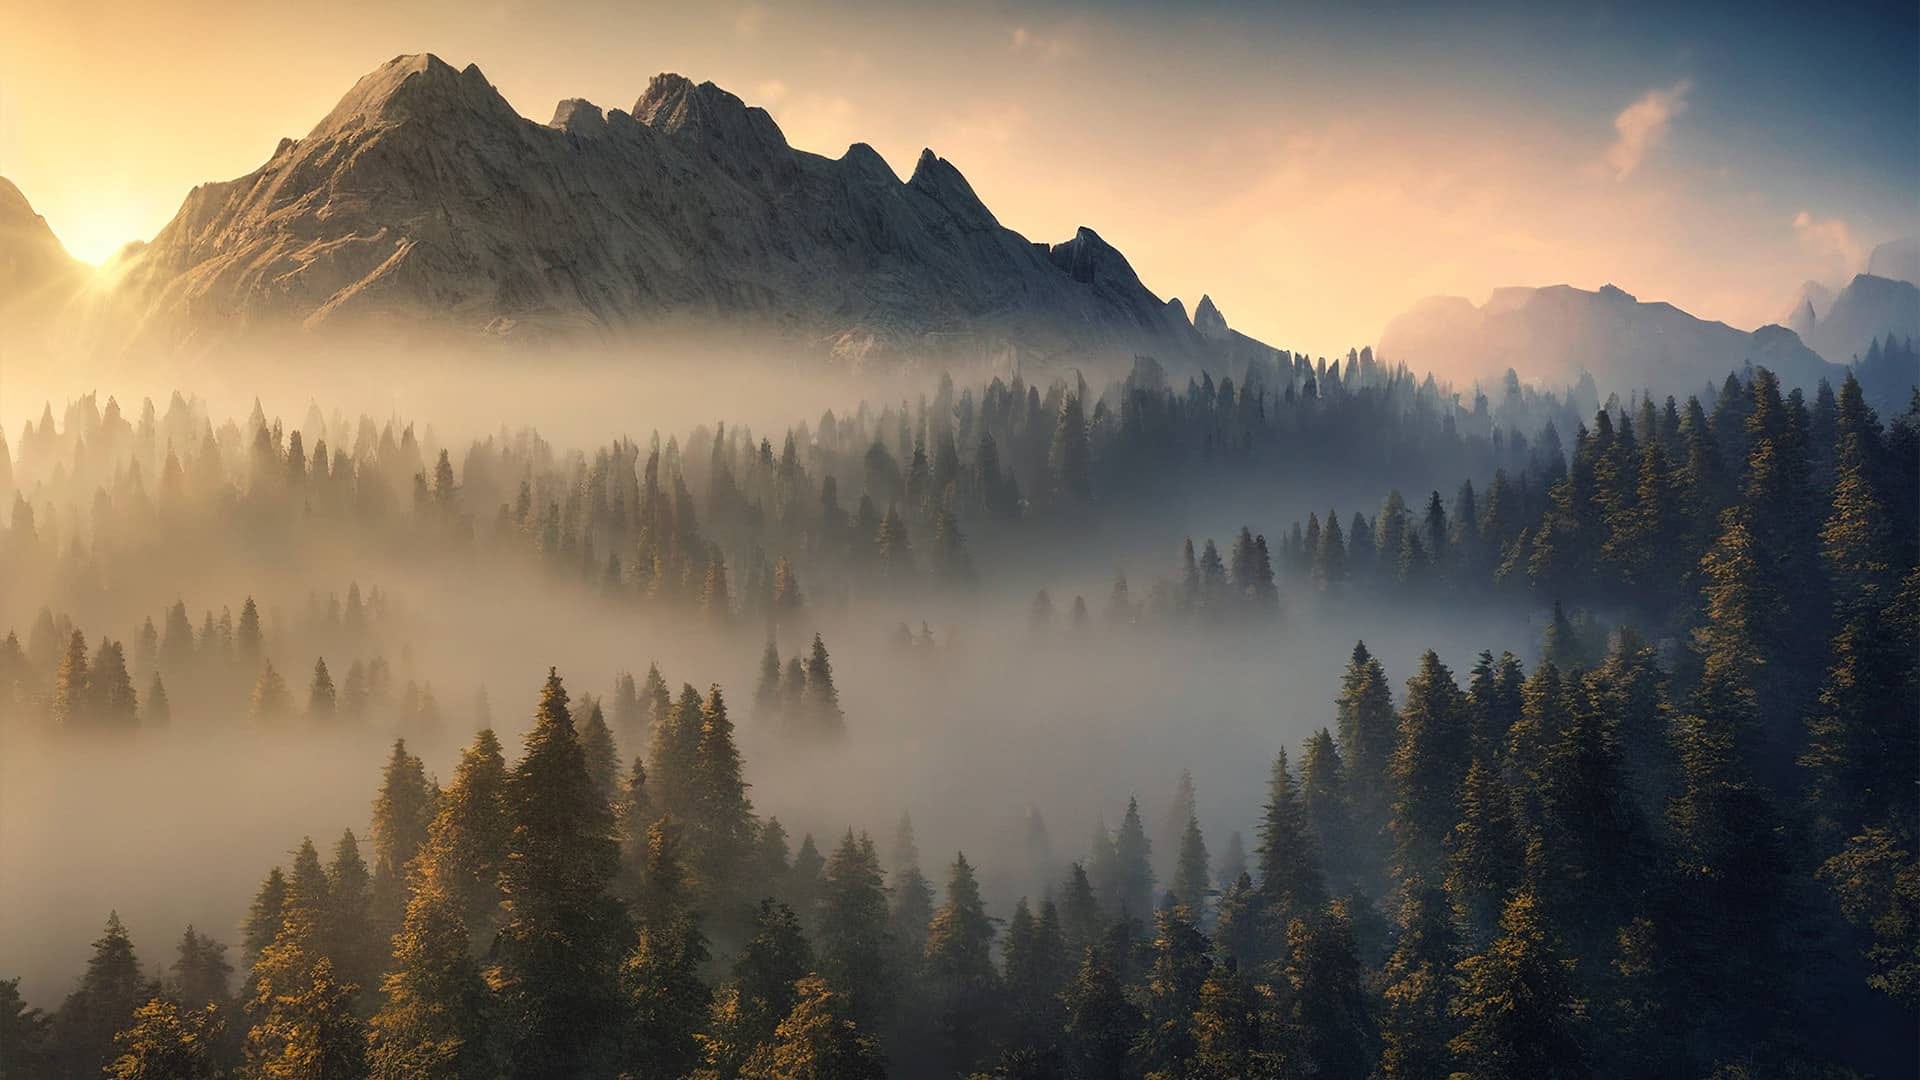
left=1380, top=282, right=1842, bottom=397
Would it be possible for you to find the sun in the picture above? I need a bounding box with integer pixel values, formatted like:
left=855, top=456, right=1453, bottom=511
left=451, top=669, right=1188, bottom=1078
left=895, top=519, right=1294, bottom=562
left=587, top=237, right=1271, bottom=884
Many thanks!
left=48, top=202, right=153, bottom=267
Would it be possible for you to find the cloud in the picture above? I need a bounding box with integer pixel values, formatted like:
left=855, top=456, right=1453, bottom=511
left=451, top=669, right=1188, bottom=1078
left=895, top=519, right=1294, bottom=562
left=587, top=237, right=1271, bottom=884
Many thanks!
left=1792, top=210, right=1864, bottom=279
left=1604, top=79, right=1691, bottom=180
left=1009, top=23, right=1081, bottom=61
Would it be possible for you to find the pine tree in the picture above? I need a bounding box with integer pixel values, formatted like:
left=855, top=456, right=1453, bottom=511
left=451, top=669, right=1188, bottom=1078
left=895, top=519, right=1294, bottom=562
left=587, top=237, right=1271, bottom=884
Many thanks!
left=738, top=975, right=887, bottom=1080
left=490, top=668, right=630, bottom=1077
left=1171, top=813, right=1212, bottom=916
left=610, top=670, right=644, bottom=742
left=1059, top=863, right=1103, bottom=962
left=1282, top=901, right=1376, bottom=1078
left=323, top=830, right=379, bottom=1003
left=1256, top=747, right=1326, bottom=950
left=105, top=1000, right=225, bottom=1080
left=1001, top=897, right=1068, bottom=1054
left=1114, top=797, right=1155, bottom=921
left=0, top=977, right=52, bottom=1079
left=753, top=640, right=782, bottom=722
left=144, top=671, right=170, bottom=727
left=243, top=869, right=290, bottom=978
left=366, top=863, right=496, bottom=1080
left=578, top=697, right=619, bottom=809
left=1336, top=641, right=1396, bottom=863
left=648, top=683, right=706, bottom=824
left=802, top=633, right=845, bottom=740
left=250, top=660, right=291, bottom=724
left=1447, top=889, right=1589, bottom=1079
left=1444, top=759, right=1523, bottom=949
left=690, top=683, right=756, bottom=916
left=1378, top=886, right=1458, bottom=1080
left=817, top=830, right=892, bottom=1029
left=924, top=852, right=1000, bottom=1073
left=50, top=628, right=89, bottom=728
left=424, top=728, right=510, bottom=953
left=1299, top=729, right=1355, bottom=892
left=308, top=658, right=335, bottom=720
left=169, top=926, right=233, bottom=1012
left=1136, top=905, right=1212, bottom=1076
left=369, top=739, right=436, bottom=941
left=50, top=912, right=155, bottom=1079
left=242, top=900, right=367, bottom=1080
left=1060, top=945, right=1143, bottom=1080
left=1389, top=651, right=1469, bottom=887
left=90, top=639, right=138, bottom=727
left=1048, top=394, right=1092, bottom=505
left=621, top=820, right=711, bottom=1078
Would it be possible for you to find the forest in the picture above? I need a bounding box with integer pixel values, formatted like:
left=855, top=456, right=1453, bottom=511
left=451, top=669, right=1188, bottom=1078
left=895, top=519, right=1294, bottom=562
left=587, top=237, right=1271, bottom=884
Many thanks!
left=1, top=342, right=1916, bottom=1080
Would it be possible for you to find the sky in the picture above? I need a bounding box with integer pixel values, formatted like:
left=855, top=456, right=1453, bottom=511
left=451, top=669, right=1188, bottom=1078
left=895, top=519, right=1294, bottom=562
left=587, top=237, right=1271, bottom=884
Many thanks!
left=1, top=0, right=1914, bottom=356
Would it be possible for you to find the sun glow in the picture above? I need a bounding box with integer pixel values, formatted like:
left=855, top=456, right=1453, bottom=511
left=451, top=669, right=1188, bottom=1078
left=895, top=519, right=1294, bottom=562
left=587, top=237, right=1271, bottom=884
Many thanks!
left=54, top=208, right=147, bottom=266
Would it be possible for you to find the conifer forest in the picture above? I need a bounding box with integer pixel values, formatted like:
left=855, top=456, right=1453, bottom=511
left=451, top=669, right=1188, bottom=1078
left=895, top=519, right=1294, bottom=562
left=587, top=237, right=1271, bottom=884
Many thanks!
left=1, top=347, right=1915, bottom=1080
left=4, top=6, right=1919, bottom=1077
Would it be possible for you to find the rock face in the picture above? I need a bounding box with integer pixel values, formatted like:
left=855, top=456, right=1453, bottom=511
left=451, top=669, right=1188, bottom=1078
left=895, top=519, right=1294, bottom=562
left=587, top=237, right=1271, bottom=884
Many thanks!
left=1866, top=236, right=1920, bottom=289
left=1379, top=282, right=1842, bottom=396
left=1803, top=273, right=1920, bottom=366
left=98, top=53, right=1224, bottom=368
left=0, top=176, right=83, bottom=309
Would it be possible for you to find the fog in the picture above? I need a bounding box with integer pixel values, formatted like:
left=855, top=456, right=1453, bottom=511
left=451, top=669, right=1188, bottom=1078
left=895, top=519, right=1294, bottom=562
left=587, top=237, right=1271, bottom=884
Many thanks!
left=1, top=335, right=1549, bottom=1006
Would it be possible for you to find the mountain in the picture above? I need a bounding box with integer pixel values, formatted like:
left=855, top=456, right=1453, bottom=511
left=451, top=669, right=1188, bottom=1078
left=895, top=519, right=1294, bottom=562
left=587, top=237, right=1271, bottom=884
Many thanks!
left=86, top=53, right=1239, bottom=370
left=1802, top=273, right=1920, bottom=366
left=0, top=176, right=84, bottom=309
left=1379, top=282, right=1841, bottom=397
left=1866, top=236, right=1920, bottom=287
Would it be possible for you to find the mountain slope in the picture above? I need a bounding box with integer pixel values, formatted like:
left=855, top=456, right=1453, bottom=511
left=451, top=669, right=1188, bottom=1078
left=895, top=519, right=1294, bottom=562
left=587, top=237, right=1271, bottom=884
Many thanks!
left=1803, top=273, right=1920, bottom=366
left=0, top=176, right=85, bottom=308
left=1379, top=283, right=1841, bottom=396
left=103, top=53, right=1216, bottom=368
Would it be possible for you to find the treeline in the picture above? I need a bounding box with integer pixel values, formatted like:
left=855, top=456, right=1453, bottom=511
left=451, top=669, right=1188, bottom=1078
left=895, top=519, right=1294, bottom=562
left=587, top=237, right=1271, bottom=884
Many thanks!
left=2, top=347, right=1579, bottom=631
left=1272, top=369, right=1919, bottom=634
left=0, top=585, right=424, bottom=733
left=9, top=599, right=1914, bottom=1078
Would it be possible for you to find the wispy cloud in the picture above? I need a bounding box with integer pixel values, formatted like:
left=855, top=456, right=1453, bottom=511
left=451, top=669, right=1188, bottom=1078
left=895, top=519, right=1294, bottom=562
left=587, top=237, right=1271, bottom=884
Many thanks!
left=1604, top=79, right=1691, bottom=180
left=1792, top=210, right=1864, bottom=280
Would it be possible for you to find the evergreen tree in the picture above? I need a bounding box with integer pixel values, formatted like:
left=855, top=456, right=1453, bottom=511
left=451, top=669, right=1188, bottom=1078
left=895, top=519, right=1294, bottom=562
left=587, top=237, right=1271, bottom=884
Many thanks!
left=924, top=852, right=1000, bottom=1073
left=1447, top=889, right=1589, bottom=1079
left=1390, top=651, right=1469, bottom=886
left=1256, top=747, right=1326, bottom=950
left=90, top=639, right=138, bottom=727
left=621, top=820, right=711, bottom=1079
left=50, top=912, right=155, bottom=1079
left=1136, top=905, right=1211, bottom=1076
left=366, top=860, right=496, bottom=1080
left=648, top=683, right=707, bottom=825
left=490, top=668, right=631, bottom=1077
left=802, top=633, right=846, bottom=740
left=1171, top=813, right=1212, bottom=916
left=1282, top=901, right=1376, bottom=1078
left=250, top=660, right=291, bottom=724
left=169, top=926, right=234, bottom=1012
left=1336, top=641, right=1396, bottom=863
left=369, top=739, right=436, bottom=942
left=738, top=975, right=887, bottom=1080
left=817, top=830, right=892, bottom=1028
left=1113, top=797, right=1155, bottom=921
left=145, top=671, right=170, bottom=727
left=50, top=628, right=89, bottom=728
left=242, top=900, right=367, bottom=1080
left=0, top=977, right=51, bottom=1079
left=1378, top=885, right=1458, bottom=1080
left=105, top=1000, right=225, bottom=1080
left=323, top=830, right=379, bottom=1002
left=691, top=683, right=755, bottom=916
left=1060, top=946, right=1143, bottom=1080
left=578, top=697, right=619, bottom=809
left=308, top=658, right=336, bottom=720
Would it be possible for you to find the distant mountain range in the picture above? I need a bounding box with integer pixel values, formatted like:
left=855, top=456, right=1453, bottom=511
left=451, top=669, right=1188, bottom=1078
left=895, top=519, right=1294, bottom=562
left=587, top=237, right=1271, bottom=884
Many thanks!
left=1378, top=283, right=1845, bottom=399
left=5, top=53, right=1283, bottom=373
left=1, top=51, right=1913, bottom=403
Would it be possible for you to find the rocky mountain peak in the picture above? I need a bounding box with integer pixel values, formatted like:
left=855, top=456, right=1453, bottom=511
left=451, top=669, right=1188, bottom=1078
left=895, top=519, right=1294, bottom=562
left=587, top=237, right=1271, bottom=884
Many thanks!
left=633, top=73, right=788, bottom=160
left=1193, top=293, right=1230, bottom=340
left=906, top=149, right=996, bottom=223
left=307, top=53, right=512, bottom=140
left=550, top=98, right=609, bottom=139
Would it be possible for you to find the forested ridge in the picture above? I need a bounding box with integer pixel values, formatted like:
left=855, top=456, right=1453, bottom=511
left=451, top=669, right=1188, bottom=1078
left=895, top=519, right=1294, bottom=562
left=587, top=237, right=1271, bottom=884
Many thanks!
left=1, top=346, right=1916, bottom=1079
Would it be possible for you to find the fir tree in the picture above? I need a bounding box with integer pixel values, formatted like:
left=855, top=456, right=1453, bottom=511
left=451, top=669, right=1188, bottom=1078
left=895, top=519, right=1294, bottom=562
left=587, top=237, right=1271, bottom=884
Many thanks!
left=578, top=697, right=620, bottom=809
left=50, top=912, right=155, bottom=1079
left=307, top=658, right=335, bottom=720
left=924, top=852, right=1000, bottom=1073
left=1282, top=901, right=1376, bottom=1079
left=817, top=830, right=892, bottom=1029
left=490, top=669, right=631, bottom=1077
left=1171, top=813, right=1212, bottom=916
left=369, top=739, right=436, bottom=942
left=105, top=1000, right=225, bottom=1080
left=738, top=975, right=887, bottom=1080
left=1447, top=889, right=1588, bottom=1079
left=1114, top=797, right=1155, bottom=921
left=1256, top=747, right=1326, bottom=950
left=802, top=633, right=845, bottom=740
left=1378, top=885, right=1458, bottom=1080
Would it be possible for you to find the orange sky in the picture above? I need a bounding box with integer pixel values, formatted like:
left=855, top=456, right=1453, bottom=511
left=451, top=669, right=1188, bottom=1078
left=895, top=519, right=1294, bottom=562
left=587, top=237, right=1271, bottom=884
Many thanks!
left=2, top=0, right=1912, bottom=357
